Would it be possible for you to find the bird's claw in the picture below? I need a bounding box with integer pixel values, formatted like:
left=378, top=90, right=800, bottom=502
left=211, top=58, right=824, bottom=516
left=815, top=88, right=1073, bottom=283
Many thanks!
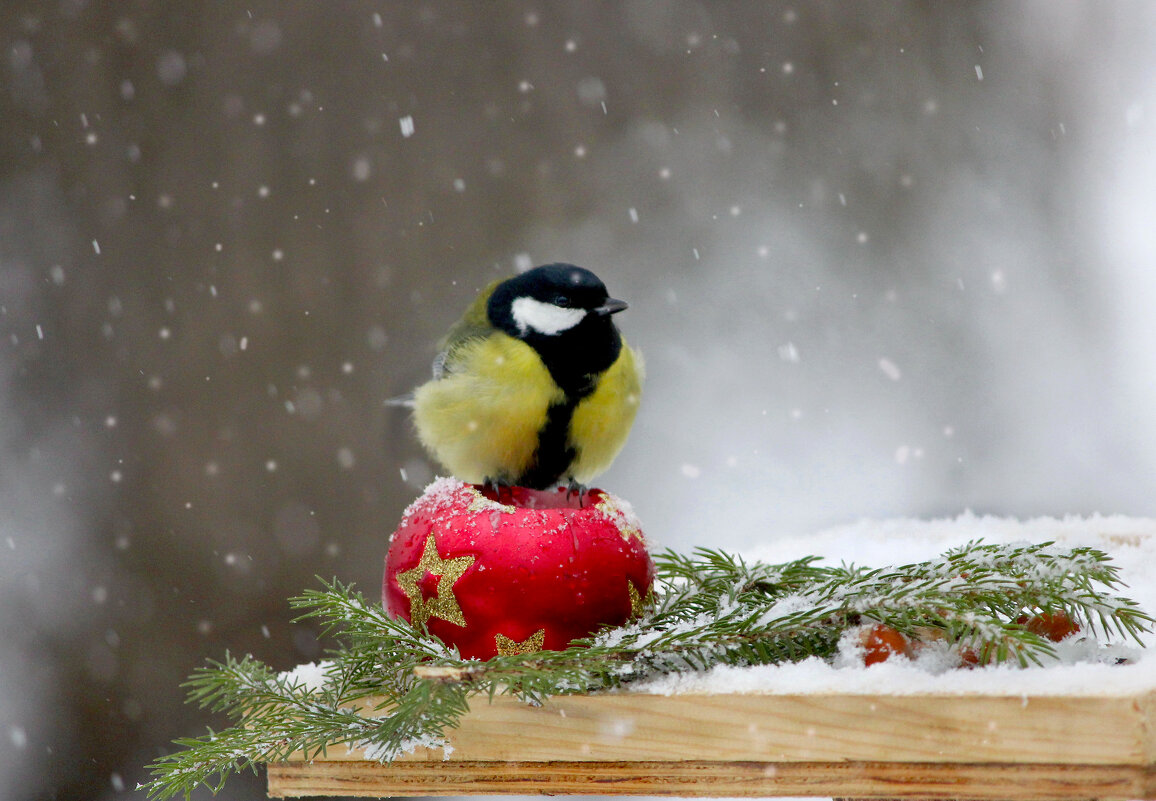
left=565, top=478, right=589, bottom=507
left=481, top=476, right=511, bottom=503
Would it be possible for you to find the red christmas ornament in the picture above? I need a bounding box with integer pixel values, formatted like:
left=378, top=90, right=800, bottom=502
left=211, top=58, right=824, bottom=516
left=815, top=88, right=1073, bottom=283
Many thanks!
left=384, top=478, right=654, bottom=660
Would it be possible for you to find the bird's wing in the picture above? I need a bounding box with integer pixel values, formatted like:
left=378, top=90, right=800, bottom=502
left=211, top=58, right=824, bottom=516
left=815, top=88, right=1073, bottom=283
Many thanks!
left=430, top=349, right=449, bottom=381
left=430, top=277, right=504, bottom=379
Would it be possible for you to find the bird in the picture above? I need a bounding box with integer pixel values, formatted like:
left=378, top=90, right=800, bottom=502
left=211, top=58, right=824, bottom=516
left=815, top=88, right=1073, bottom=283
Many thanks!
left=410, top=263, right=642, bottom=491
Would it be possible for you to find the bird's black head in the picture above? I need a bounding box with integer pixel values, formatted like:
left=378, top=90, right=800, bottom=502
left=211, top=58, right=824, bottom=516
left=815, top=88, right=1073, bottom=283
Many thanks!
left=487, top=263, right=627, bottom=397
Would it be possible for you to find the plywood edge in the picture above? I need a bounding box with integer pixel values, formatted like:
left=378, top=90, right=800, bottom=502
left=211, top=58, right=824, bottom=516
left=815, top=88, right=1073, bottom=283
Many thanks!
left=266, top=759, right=1156, bottom=799
left=291, top=690, right=1154, bottom=767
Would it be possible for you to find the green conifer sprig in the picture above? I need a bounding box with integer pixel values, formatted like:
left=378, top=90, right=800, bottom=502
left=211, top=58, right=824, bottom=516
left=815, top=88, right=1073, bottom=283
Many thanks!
left=142, top=541, right=1152, bottom=799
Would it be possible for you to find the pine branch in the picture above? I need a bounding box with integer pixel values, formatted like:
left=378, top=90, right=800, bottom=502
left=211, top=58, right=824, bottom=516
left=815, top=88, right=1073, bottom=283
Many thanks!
left=142, top=541, right=1152, bottom=799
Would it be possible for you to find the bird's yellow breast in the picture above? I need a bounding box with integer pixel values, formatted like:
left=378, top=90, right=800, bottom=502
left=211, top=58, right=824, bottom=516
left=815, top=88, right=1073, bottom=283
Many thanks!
left=568, top=343, right=643, bottom=483
left=413, top=333, right=563, bottom=484
left=413, top=332, right=643, bottom=487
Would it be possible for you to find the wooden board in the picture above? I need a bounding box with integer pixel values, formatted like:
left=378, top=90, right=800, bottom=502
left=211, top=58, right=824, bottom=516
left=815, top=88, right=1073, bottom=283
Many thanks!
left=267, top=760, right=1155, bottom=799
left=267, top=690, right=1156, bottom=799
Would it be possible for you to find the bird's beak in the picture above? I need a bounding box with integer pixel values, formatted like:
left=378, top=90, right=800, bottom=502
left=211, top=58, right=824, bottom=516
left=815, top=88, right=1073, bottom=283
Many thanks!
left=594, top=298, right=628, bottom=316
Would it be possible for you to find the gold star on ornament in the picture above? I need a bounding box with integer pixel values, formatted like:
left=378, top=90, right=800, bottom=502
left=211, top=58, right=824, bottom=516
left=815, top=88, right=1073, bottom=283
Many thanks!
left=395, top=534, right=476, bottom=629
left=466, top=486, right=515, bottom=514
left=494, top=628, right=546, bottom=656
left=627, top=581, right=645, bottom=619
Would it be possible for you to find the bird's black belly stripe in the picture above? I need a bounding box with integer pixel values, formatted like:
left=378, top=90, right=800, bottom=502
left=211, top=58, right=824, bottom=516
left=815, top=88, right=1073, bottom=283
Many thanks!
left=519, top=397, right=580, bottom=490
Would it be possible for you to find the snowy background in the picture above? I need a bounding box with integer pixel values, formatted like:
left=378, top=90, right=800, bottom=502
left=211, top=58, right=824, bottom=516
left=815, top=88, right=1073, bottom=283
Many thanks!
left=3, top=3, right=1156, bottom=799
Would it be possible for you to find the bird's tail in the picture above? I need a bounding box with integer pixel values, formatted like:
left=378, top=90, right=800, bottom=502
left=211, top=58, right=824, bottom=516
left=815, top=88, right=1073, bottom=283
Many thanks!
left=384, top=392, right=416, bottom=409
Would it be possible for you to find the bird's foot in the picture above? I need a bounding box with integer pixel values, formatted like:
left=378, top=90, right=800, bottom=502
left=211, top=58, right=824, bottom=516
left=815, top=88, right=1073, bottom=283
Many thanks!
left=565, top=478, right=590, bottom=507
left=481, top=476, right=512, bottom=504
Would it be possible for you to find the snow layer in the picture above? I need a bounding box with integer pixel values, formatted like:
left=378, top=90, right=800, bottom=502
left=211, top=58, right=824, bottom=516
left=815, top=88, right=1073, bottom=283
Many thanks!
left=281, top=660, right=332, bottom=693
left=639, top=514, right=1156, bottom=697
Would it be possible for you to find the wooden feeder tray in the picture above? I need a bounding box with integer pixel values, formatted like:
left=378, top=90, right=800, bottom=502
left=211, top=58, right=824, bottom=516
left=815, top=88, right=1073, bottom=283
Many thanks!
left=267, top=687, right=1156, bottom=799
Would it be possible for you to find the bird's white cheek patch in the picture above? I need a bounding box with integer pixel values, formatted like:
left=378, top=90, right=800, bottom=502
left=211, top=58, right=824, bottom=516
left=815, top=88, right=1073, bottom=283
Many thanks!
left=511, top=297, right=586, bottom=336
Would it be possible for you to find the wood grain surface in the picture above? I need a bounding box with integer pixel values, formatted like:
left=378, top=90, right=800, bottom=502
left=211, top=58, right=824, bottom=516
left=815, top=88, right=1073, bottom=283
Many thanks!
left=300, top=691, right=1156, bottom=765
left=267, top=690, right=1155, bottom=798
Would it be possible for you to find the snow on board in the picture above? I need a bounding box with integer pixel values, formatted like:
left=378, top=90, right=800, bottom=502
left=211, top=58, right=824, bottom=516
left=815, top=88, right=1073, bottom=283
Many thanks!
left=642, top=513, right=1156, bottom=698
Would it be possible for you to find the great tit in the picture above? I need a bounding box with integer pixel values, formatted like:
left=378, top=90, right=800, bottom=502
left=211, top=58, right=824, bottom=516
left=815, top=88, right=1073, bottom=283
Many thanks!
left=411, top=263, right=642, bottom=490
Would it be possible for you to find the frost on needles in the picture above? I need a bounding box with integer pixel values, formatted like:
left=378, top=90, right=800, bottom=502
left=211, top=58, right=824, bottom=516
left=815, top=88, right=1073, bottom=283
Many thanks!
left=142, top=540, right=1152, bottom=799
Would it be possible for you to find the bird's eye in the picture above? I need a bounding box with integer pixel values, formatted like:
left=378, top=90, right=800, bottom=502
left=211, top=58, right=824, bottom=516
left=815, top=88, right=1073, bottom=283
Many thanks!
left=553, top=295, right=571, bottom=308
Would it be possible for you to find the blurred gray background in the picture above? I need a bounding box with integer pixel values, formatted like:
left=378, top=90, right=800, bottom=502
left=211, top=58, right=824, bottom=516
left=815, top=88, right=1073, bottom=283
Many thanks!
left=3, top=2, right=1156, bottom=798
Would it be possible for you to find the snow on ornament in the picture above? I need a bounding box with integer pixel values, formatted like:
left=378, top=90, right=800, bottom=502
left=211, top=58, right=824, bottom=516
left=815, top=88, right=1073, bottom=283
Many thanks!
left=384, top=477, right=654, bottom=660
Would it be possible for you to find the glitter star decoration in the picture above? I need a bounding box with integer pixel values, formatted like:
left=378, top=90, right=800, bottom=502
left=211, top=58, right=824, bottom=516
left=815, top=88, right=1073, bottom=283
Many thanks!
left=627, top=580, right=645, bottom=618
left=395, top=533, right=476, bottom=629
left=494, top=628, right=546, bottom=656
